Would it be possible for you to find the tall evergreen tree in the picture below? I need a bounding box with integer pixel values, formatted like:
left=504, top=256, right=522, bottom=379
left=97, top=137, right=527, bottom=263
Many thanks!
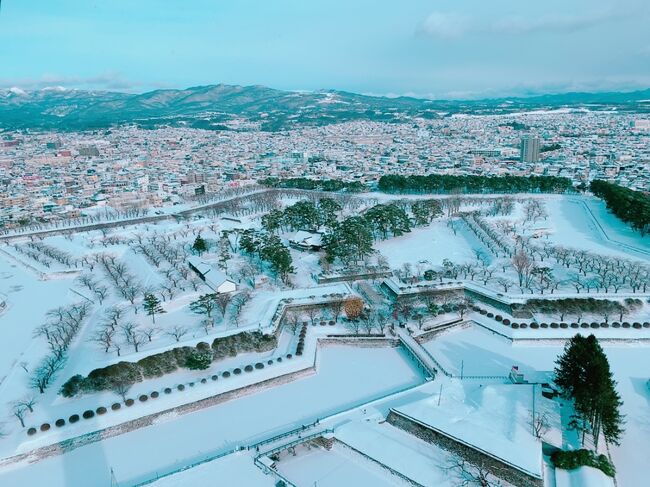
left=143, top=293, right=165, bottom=324
left=555, top=334, right=625, bottom=448
left=192, top=234, right=208, bottom=255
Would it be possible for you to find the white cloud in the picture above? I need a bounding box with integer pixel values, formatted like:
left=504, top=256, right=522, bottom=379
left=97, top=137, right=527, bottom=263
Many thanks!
left=492, top=11, right=626, bottom=34
left=418, top=12, right=468, bottom=39
left=418, top=8, right=640, bottom=39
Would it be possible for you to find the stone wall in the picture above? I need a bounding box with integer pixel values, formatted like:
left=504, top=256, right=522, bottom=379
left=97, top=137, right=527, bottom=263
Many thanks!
left=387, top=410, right=543, bottom=487
left=319, top=337, right=400, bottom=348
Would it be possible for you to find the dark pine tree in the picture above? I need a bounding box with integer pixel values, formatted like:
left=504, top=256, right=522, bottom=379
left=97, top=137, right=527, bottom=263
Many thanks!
left=555, top=334, right=625, bottom=449
left=192, top=235, right=208, bottom=255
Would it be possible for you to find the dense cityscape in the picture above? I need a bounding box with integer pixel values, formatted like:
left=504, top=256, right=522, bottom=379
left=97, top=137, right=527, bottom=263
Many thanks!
left=1, top=107, right=648, bottom=228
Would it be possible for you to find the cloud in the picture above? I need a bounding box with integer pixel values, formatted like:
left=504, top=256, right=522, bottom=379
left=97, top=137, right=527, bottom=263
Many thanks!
left=0, top=72, right=155, bottom=92
left=492, top=11, right=627, bottom=34
left=418, top=12, right=468, bottom=39
left=418, top=8, right=637, bottom=39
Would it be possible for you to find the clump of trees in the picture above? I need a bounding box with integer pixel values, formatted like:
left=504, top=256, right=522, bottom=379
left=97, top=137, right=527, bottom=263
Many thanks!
left=378, top=174, right=574, bottom=194
left=239, top=230, right=294, bottom=282
left=323, top=217, right=374, bottom=265
left=259, top=177, right=366, bottom=193
left=261, top=198, right=342, bottom=233
left=60, top=331, right=277, bottom=397
left=323, top=200, right=442, bottom=265
left=590, top=180, right=650, bottom=236
left=555, top=334, right=625, bottom=450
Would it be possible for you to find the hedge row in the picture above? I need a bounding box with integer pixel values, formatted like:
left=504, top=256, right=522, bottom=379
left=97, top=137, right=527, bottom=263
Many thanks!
left=29, top=352, right=293, bottom=437
left=296, top=325, right=307, bottom=356
left=484, top=309, right=649, bottom=330
left=61, top=331, right=277, bottom=397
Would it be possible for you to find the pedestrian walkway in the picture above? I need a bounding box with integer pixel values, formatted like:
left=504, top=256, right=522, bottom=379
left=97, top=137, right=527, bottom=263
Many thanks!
left=397, top=328, right=438, bottom=378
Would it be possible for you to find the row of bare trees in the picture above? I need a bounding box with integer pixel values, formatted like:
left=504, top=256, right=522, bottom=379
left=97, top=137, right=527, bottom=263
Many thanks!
left=32, top=302, right=91, bottom=393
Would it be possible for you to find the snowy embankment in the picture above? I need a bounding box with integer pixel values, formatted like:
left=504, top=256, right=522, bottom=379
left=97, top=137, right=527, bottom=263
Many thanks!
left=0, top=345, right=425, bottom=487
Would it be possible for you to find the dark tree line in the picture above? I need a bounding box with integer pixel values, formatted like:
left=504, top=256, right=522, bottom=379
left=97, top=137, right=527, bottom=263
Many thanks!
left=259, top=177, right=366, bottom=193
left=590, top=180, right=650, bottom=236
left=378, top=174, right=574, bottom=194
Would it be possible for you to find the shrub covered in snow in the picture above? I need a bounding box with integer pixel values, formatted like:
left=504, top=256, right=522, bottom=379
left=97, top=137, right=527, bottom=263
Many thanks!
left=185, top=348, right=213, bottom=370
left=551, top=449, right=615, bottom=477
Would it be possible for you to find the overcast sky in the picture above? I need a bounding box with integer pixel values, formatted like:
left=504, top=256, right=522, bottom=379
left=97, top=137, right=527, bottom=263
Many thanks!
left=1, top=0, right=649, bottom=98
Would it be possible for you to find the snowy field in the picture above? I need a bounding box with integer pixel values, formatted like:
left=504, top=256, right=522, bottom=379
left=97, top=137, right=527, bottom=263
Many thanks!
left=0, top=345, right=425, bottom=486
left=376, top=219, right=487, bottom=268
left=539, top=196, right=649, bottom=261
left=275, top=442, right=400, bottom=487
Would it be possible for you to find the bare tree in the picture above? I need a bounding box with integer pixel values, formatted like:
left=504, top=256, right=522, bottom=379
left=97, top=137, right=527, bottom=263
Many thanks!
left=531, top=411, right=550, bottom=439
left=16, top=396, right=37, bottom=413
left=111, top=342, right=122, bottom=357
left=75, top=273, right=96, bottom=291
left=512, top=250, right=533, bottom=289
left=375, top=311, right=388, bottom=334
left=361, top=313, right=375, bottom=334
left=444, top=456, right=502, bottom=487
left=166, top=325, right=189, bottom=342
left=285, top=311, right=302, bottom=334
left=495, top=277, right=513, bottom=293
left=31, top=354, right=66, bottom=394
left=345, top=319, right=362, bottom=335
left=91, top=327, right=115, bottom=353
left=94, top=285, right=109, bottom=304
left=142, top=326, right=160, bottom=342
left=112, top=379, right=132, bottom=402
left=215, top=293, right=232, bottom=317
left=331, top=300, right=345, bottom=323
left=12, top=404, right=28, bottom=428
left=306, top=307, right=320, bottom=326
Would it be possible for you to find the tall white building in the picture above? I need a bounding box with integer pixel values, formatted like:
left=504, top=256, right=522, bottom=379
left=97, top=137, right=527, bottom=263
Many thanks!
left=520, top=136, right=540, bottom=163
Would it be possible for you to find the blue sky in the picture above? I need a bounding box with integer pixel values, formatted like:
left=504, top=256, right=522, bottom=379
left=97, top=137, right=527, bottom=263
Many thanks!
left=1, top=0, right=649, bottom=98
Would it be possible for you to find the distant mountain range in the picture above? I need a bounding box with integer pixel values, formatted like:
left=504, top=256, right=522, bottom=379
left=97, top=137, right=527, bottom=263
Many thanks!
left=1, top=84, right=649, bottom=132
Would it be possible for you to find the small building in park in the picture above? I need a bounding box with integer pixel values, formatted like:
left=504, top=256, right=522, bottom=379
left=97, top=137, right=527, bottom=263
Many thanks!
left=188, top=257, right=237, bottom=294
left=289, top=230, right=324, bottom=251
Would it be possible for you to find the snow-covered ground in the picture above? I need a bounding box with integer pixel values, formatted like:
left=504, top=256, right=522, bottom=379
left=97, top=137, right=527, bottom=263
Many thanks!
left=275, top=442, right=401, bottom=487
left=376, top=219, right=487, bottom=268
left=0, top=345, right=425, bottom=486
left=0, top=192, right=648, bottom=486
